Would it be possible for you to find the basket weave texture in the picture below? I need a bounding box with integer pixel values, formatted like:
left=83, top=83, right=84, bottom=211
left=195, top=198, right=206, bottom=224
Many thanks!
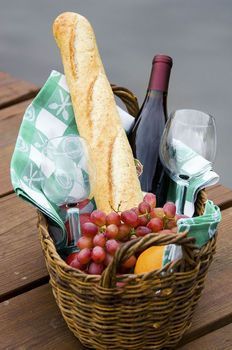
left=38, top=86, right=217, bottom=350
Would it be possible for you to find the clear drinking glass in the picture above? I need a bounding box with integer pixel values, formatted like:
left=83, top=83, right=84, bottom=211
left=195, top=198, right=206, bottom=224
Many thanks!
left=159, top=109, right=216, bottom=214
left=40, top=135, right=94, bottom=245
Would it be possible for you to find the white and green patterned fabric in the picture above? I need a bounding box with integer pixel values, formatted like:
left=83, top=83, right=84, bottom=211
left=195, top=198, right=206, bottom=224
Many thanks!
left=169, top=139, right=213, bottom=178
left=167, top=138, right=219, bottom=217
left=163, top=200, right=221, bottom=265
left=10, top=71, right=96, bottom=244
left=177, top=200, right=221, bottom=247
left=168, top=170, right=219, bottom=217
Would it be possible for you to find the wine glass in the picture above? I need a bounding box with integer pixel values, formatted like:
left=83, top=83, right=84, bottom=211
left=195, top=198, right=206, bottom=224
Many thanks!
left=40, top=135, right=95, bottom=246
left=159, top=109, right=216, bottom=214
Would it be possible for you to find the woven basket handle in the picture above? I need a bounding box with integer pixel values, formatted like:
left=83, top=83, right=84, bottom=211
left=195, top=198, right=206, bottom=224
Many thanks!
left=111, top=84, right=139, bottom=117
left=100, top=232, right=197, bottom=289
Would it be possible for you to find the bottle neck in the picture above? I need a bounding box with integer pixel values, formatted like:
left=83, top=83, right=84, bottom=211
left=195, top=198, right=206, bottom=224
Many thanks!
left=148, top=60, right=172, bottom=92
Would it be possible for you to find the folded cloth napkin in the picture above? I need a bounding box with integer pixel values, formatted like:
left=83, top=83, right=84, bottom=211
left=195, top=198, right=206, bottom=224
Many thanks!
left=11, top=71, right=78, bottom=237
left=177, top=199, right=221, bottom=247
left=170, top=138, right=213, bottom=178
left=162, top=200, right=221, bottom=266
left=167, top=170, right=219, bottom=217
left=10, top=70, right=134, bottom=248
left=166, top=138, right=219, bottom=217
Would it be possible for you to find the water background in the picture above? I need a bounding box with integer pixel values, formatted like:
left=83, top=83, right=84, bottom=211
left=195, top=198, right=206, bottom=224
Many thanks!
left=1, top=0, right=231, bottom=188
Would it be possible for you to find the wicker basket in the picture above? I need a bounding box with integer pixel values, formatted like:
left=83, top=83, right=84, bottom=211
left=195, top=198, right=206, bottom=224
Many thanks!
left=38, top=85, right=217, bottom=350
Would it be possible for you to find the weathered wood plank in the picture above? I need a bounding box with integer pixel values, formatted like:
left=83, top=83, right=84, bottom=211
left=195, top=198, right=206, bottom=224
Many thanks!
left=206, top=184, right=232, bottom=210
left=0, top=193, right=47, bottom=300
left=0, top=285, right=83, bottom=350
left=0, top=99, right=32, bottom=141
left=1, top=284, right=231, bottom=350
left=180, top=207, right=232, bottom=345
left=0, top=71, right=39, bottom=109
left=0, top=143, right=15, bottom=197
left=179, top=323, right=232, bottom=350
left=0, top=99, right=32, bottom=197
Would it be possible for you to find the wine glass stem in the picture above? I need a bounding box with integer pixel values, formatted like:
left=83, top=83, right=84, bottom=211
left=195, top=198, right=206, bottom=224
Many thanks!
left=177, top=180, right=189, bottom=215
left=67, top=207, right=80, bottom=245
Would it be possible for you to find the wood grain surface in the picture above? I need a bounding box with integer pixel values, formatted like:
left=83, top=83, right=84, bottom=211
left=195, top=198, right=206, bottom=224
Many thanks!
left=0, top=194, right=47, bottom=300
left=207, top=184, right=232, bottom=210
left=180, top=207, right=232, bottom=345
left=0, top=72, right=39, bottom=109
left=0, top=99, right=32, bottom=197
left=179, top=323, right=232, bottom=350
left=0, top=285, right=82, bottom=350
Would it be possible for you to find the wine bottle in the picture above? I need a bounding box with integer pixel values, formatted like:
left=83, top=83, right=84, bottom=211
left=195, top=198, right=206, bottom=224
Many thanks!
left=129, top=54, right=173, bottom=206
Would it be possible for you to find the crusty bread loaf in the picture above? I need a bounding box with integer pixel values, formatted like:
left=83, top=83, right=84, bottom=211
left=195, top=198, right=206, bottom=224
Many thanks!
left=53, top=12, right=143, bottom=213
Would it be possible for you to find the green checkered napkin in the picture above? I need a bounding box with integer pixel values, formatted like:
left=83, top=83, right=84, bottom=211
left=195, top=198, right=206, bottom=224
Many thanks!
left=170, top=138, right=213, bottom=177
left=168, top=170, right=219, bottom=217
left=162, top=200, right=221, bottom=266
left=10, top=70, right=95, bottom=247
left=177, top=199, right=221, bottom=247
left=166, top=138, right=219, bottom=217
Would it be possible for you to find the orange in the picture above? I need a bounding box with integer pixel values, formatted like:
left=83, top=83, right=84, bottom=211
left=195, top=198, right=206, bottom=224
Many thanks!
left=134, top=245, right=165, bottom=274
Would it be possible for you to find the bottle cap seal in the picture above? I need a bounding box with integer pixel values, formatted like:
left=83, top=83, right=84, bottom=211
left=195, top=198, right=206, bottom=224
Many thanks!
left=149, top=54, right=173, bottom=92
left=152, top=54, right=173, bottom=67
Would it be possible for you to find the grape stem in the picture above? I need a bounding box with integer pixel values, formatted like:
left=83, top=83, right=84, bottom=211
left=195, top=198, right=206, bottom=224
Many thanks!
left=109, top=201, right=122, bottom=213
left=129, top=228, right=136, bottom=237
left=117, top=202, right=122, bottom=213
left=138, top=212, right=151, bottom=221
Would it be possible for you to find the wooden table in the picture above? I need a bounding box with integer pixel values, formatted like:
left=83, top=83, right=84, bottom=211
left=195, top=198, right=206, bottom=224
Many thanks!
left=0, top=72, right=232, bottom=350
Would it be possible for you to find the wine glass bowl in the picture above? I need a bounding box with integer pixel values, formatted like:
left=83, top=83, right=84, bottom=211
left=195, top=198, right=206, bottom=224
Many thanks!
left=40, top=135, right=94, bottom=245
left=41, top=136, right=92, bottom=205
left=159, top=109, right=217, bottom=213
left=160, top=109, right=216, bottom=180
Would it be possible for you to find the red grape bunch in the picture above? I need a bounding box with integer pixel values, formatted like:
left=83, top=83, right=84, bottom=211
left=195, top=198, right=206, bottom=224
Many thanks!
left=66, top=193, right=186, bottom=275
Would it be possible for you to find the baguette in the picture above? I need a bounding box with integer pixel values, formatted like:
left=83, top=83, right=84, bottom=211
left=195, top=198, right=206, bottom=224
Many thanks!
left=53, top=12, right=143, bottom=213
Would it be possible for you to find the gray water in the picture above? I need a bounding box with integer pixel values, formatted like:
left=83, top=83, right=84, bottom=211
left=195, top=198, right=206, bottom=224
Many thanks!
left=1, top=0, right=231, bottom=188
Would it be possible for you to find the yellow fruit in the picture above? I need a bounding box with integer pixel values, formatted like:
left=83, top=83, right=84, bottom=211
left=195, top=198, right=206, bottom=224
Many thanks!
left=134, top=245, right=165, bottom=274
